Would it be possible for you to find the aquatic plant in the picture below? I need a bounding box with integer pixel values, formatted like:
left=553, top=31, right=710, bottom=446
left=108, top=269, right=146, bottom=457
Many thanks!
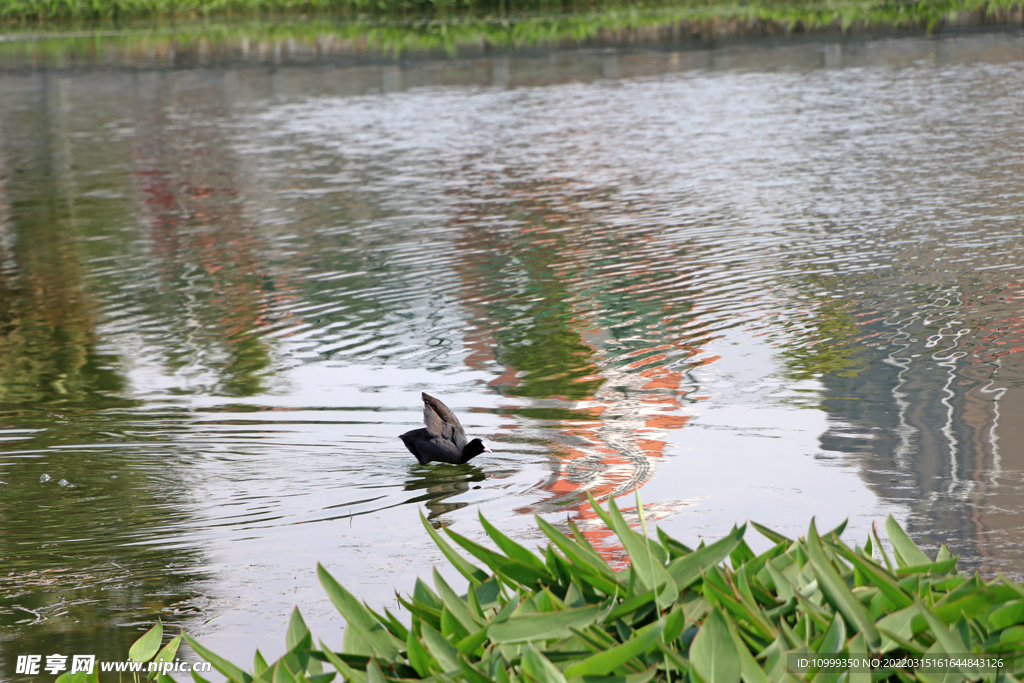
left=172, top=492, right=1024, bottom=682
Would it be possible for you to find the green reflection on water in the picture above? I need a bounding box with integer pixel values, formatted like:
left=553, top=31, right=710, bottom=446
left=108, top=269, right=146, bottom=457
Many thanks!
left=0, top=89, right=220, bottom=679
left=0, top=112, right=128, bottom=408
left=773, top=281, right=871, bottom=383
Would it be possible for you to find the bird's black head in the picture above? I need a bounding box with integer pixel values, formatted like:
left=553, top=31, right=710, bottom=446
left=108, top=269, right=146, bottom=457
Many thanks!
left=461, top=438, right=493, bottom=461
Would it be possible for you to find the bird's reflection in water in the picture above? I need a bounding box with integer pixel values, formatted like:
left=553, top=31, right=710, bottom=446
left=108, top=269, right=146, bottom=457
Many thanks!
left=404, top=463, right=485, bottom=523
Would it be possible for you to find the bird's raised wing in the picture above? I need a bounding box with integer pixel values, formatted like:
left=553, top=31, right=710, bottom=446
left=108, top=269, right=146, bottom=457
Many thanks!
left=422, top=392, right=463, bottom=441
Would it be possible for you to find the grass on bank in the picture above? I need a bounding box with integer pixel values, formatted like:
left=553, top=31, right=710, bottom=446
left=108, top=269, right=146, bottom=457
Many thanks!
left=63, top=491, right=1024, bottom=683
left=1, top=0, right=1023, bottom=65
left=1, top=0, right=1022, bottom=29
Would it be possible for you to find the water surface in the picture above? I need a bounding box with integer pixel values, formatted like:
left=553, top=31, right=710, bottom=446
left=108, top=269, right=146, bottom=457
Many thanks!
left=1, top=26, right=1024, bottom=675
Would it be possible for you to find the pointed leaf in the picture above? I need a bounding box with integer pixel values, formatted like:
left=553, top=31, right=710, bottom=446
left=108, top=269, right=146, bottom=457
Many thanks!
left=724, top=615, right=770, bottom=683
left=317, top=564, right=401, bottom=662
left=459, top=655, right=495, bottom=683
left=421, top=623, right=460, bottom=672
left=690, top=608, right=741, bottom=683
left=535, top=515, right=617, bottom=580
left=286, top=608, right=310, bottom=651
left=918, top=603, right=980, bottom=678
left=153, top=634, right=182, bottom=672
left=445, top=527, right=554, bottom=585
left=254, top=650, right=269, bottom=677
left=420, top=511, right=488, bottom=585
left=184, top=634, right=253, bottom=683
left=828, top=541, right=913, bottom=610
left=406, top=627, right=434, bottom=677
left=989, top=600, right=1024, bottom=631
left=894, top=558, right=959, bottom=576
left=562, top=620, right=663, bottom=678
left=366, top=659, right=386, bottom=683
left=489, top=605, right=601, bottom=643
left=805, top=519, right=880, bottom=649
left=751, top=522, right=791, bottom=545
left=129, top=622, right=163, bottom=663
left=885, top=515, right=931, bottom=568
left=520, top=644, right=568, bottom=683
left=667, top=524, right=746, bottom=590
left=433, top=568, right=486, bottom=632
left=479, top=512, right=550, bottom=574
left=876, top=604, right=922, bottom=653
left=592, top=494, right=671, bottom=592
left=319, top=641, right=366, bottom=683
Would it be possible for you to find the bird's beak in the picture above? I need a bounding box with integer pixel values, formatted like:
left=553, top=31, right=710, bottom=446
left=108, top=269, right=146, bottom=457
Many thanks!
left=484, top=446, right=493, bottom=453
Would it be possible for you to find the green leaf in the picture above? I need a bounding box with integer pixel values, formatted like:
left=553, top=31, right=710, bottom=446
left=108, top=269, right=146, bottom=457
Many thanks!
left=254, top=650, right=269, bottom=676
left=445, top=526, right=554, bottom=586
left=703, top=575, right=775, bottom=642
left=918, top=603, right=981, bottom=678
left=606, top=590, right=654, bottom=623
left=406, top=626, right=434, bottom=677
left=805, top=519, right=880, bottom=649
left=535, top=515, right=617, bottom=581
left=520, top=644, right=568, bottom=683
left=489, top=605, right=602, bottom=643
left=827, top=541, right=913, bottom=610
left=998, top=575, right=1024, bottom=599
left=989, top=600, right=1024, bottom=630
left=459, top=654, right=495, bottom=683
left=286, top=608, right=310, bottom=651
left=433, top=568, right=487, bottom=632
left=184, top=634, right=253, bottom=683
left=723, top=615, right=770, bottom=683
left=366, top=659, right=386, bottom=683
left=846, top=632, right=870, bottom=683
left=455, top=625, right=490, bottom=655
left=563, top=620, right=663, bottom=678
left=317, top=564, right=401, bottom=662
left=420, top=511, right=488, bottom=585
left=421, top=622, right=460, bottom=672
left=931, top=587, right=1003, bottom=623
left=690, top=608, right=741, bottom=683
left=414, top=577, right=444, bottom=611
left=129, top=621, right=163, bottom=663
left=319, top=640, right=366, bottom=683
left=267, top=660, right=299, bottom=683
left=153, top=634, right=183, bottom=674
left=479, top=511, right=551, bottom=574
left=765, top=561, right=795, bottom=602
left=667, top=524, right=746, bottom=590
left=885, top=515, right=931, bottom=568
left=818, top=614, right=846, bottom=655
left=656, top=640, right=691, bottom=675
left=750, top=522, right=791, bottom=545
left=894, top=558, right=959, bottom=576
left=591, top=494, right=673, bottom=595
left=377, top=607, right=410, bottom=641
left=876, top=604, right=922, bottom=653
left=871, top=522, right=896, bottom=573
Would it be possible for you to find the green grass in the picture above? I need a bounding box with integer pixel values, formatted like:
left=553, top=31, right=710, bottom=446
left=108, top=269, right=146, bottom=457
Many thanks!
left=84, top=491, right=1024, bottom=683
left=1, top=0, right=1021, bottom=63
left=0, top=0, right=1021, bottom=31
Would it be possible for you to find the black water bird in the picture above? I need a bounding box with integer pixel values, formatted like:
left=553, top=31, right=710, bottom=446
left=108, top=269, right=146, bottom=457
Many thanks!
left=400, top=393, right=492, bottom=465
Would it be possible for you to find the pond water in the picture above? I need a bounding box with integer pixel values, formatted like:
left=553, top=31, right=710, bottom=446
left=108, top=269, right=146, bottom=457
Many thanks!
left=1, top=24, right=1024, bottom=677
